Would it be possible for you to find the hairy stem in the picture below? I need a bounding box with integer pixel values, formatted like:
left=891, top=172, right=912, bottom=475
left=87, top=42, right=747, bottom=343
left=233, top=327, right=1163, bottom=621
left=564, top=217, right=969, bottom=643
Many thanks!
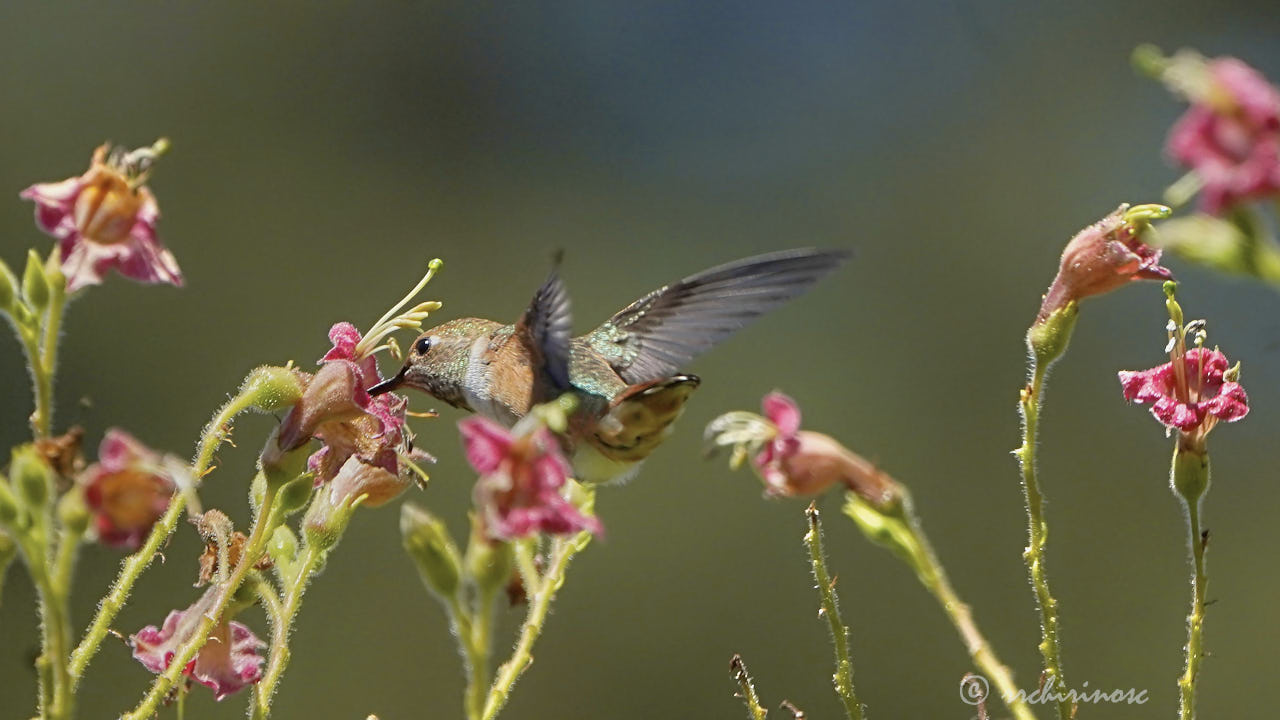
left=804, top=503, right=864, bottom=720
left=466, top=585, right=498, bottom=720
left=252, top=543, right=325, bottom=720
left=1173, top=446, right=1210, bottom=720
left=481, top=531, right=591, bottom=720
left=1016, top=361, right=1072, bottom=720
left=730, top=654, right=768, bottom=720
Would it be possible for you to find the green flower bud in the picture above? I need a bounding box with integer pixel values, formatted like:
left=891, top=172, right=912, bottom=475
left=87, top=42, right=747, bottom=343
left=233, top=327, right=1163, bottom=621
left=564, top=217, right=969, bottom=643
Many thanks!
left=401, top=503, right=462, bottom=600
left=260, top=428, right=312, bottom=492
left=21, top=249, right=50, bottom=312
left=0, top=478, right=22, bottom=528
left=11, top=445, right=54, bottom=512
left=241, top=366, right=305, bottom=414
left=1171, top=445, right=1210, bottom=504
left=842, top=492, right=927, bottom=574
left=57, top=487, right=90, bottom=536
left=302, top=488, right=357, bottom=552
left=0, top=259, right=17, bottom=313
left=465, top=514, right=512, bottom=597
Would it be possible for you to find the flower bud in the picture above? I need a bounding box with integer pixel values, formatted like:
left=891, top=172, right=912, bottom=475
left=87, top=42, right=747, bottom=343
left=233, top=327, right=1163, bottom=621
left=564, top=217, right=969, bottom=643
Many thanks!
left=0, top=259, right=17, bottom=312
left=57, top=487, right=90, bottom=535
left=11, top=445, right=54, bottom=512
left=21, top=249, right=49, bottom=311
left=401, top=503, right=462, bottom=599
left=276, top=474, right=315, bottom=517
left=1172, top=442, right=1211, bottom=502
left=0, top=479, right=22, bottom=527
left=465, top=514, right=513, bottom=597
left=240, top=366, right=305, bottom=414
left=268, top=525, right=299, bottom=582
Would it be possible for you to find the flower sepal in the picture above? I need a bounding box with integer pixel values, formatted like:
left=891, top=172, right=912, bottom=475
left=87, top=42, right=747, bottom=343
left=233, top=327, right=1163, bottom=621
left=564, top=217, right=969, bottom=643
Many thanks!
left=402, top=502, right=463, bottom=600
left=843, top=492, right=927, bottom=578
left=1026, top=302, right=1079, bottom=368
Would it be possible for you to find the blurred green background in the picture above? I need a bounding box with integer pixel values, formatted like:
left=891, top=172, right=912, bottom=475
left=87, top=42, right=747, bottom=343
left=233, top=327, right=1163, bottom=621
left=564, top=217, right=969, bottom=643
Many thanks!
left=2, top=2, right=1279, bottom=718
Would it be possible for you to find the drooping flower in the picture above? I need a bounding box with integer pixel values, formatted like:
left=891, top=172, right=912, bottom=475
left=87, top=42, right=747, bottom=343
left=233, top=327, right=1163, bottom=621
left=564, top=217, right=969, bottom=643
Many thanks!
left=1036, top=204, right=1173, bottom=323
left=82, top=429, right=176, bottom=550
left=705, top=392, right=901, bottom=508
left=130, top=593, right=265, bottom=701
left=20, top=141, right=182, bottom=292
left=1119, top=346, right=1249, bottom=433
left=460, top=416, right=602, bottom=541
left=1165, top=56, right=1280, bottom=214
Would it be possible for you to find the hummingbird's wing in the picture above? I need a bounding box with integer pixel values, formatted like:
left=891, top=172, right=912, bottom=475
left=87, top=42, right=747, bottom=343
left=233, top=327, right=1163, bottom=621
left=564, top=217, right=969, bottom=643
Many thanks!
left=585, top=248, right=849, bottom=385
left=516, top=264, right=574, bottom=392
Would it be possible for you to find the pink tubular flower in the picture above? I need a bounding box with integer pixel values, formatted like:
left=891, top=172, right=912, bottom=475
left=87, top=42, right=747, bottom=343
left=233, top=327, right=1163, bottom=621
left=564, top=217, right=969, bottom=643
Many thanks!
left=20, top=141, right=182, bottom=292
left=1119, top=346, right=1249, bottom=434
left=460, top=416, right=602, bottom=541
left=1036, top=205, right=1172, bottom=323
left=1166, top=57, right=1280, bottom=214
left=130, top=595, right=265, bottom=701
left=750, top=392, right=899, bottom=506
left=83, top=430, right=175, bottom=550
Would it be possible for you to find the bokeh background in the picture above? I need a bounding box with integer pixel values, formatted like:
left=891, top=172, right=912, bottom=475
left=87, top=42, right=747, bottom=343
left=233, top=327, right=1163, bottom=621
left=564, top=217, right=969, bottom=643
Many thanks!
left=2, top=2, right=1279, bottom=718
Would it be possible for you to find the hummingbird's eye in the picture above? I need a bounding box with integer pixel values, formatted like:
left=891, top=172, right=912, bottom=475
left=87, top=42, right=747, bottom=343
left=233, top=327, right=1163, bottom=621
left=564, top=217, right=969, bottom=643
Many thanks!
left=415, top=337, right=432, bottom=355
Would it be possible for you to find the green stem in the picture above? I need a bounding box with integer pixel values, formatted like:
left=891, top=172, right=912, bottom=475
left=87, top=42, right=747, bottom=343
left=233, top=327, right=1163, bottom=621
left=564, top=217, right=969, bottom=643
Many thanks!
left=1173, top=446, right=1210, bottom=720
left=905, top=512, right=1036, bottom=720
left=466, top=584, right=498, bottom=720
left=123, top=489, right=282, bottom=720
left=480, top=531, right=591, bottom=720
left=18, top=324, right=53, bottom=439
left=19, top=527, right=73, bottom=720
left=730, top=654, right=768, bottom=720
left=252, top=544, right=325, bottom=720
left=804, top=503, right=864, bottom=720
left=1017, top=361, right=1072, bottom=720
left=70, top=389, right=261, bottom=685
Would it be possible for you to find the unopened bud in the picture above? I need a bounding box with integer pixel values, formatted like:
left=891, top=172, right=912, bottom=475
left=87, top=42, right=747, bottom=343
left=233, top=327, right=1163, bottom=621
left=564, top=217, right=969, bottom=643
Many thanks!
left=57, top=487, right=90, bottom=535
left=11, top=445, right=54, bottom=511
left=276, top=474, right=315, bottom=517
left=21, top=249, right=49, bottom=311
left=0, top=260, right=16, bottom=312
left=268, top=525, right=299, bottom=581
left=466, top=515, right=513, bottom=597
left=401, top=503, right=462, bottom=599
left=240, top=366, right=305, bottom=414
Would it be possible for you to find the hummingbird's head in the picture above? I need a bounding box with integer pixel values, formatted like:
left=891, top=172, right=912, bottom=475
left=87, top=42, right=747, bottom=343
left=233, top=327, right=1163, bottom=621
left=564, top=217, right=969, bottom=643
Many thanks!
left=368, top=317, right=501, bottom=409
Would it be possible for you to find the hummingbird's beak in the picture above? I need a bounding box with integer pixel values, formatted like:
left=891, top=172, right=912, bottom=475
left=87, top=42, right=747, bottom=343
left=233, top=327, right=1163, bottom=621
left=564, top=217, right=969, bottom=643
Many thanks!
left=367, top=365, right=408, bottom=396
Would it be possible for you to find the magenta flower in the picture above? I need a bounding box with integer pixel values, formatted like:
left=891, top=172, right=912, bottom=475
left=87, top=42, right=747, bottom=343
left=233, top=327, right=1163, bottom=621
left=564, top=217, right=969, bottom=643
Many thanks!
left=1167, top=57, right=1280, bottom=214
left=130, top=595, right=266, bottom=701
left=83, top=430, right=175, bottom=550
left=460, top=416, right=601, bottom=541
left=20, top=142, right=182, bottom=292
left=1119, top=346, right=1249, bottom=433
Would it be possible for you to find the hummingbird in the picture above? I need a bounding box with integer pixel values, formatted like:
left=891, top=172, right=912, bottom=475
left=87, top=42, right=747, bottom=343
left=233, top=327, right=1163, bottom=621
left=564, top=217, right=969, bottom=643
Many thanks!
left=369, top=248, right=849, bottom=483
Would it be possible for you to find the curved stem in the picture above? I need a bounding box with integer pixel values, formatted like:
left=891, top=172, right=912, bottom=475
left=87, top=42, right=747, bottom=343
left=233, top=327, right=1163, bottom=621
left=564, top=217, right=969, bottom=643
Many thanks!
left=123, top=489, right=281, bottom=720
left=1173, top=447, right=1210, bottom=720
left=730, top=654, right=768, bottom=720
left=804, top=503, right=864, bottom=720
left=481, top=531, right=591, bottom=720
left=70, top=389, right=262, bottom=685
left=1017, top=361, right=1072, bottom=720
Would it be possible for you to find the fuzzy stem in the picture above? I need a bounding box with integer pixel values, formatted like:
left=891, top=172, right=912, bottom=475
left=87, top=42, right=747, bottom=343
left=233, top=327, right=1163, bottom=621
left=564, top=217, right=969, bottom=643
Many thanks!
left=480, top=531, right=592, bottom=720
left=466, top=583, right=499, bottom=720
left=1017, top=360, right=1072, bottom=720
left=1173, top=446, right=1210, bottom=720
left=804, top=503, right=864, bottom=720
left=69, top=388, right=261, bottom=685
left=123, top=488, right=282, bottom=720
left=730, top=654, right=768, bottom=720
left=252, top=543, right=325, bottom=720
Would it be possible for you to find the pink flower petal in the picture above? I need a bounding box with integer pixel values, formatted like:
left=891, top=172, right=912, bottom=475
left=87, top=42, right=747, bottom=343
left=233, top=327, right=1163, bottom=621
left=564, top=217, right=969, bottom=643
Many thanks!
left=459, top=417, right=514, bottom=475
left=762, top=392, right=801, bottom=436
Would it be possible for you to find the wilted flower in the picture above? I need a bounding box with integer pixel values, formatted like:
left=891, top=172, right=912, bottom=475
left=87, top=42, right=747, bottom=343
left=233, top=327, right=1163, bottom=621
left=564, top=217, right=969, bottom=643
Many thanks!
left=1165, top=56, right=1280, bottom=214
left=83, top=429, right=176, bottom=550
left=460, top=416, right=602, bottom=541
left=130, top=593, right=265, bottom=701
left=20, top=140, right=182, bottom=292
left=705, top=392, right=901, bottom=509
left=1036, top=204, right=1172, bottom=323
